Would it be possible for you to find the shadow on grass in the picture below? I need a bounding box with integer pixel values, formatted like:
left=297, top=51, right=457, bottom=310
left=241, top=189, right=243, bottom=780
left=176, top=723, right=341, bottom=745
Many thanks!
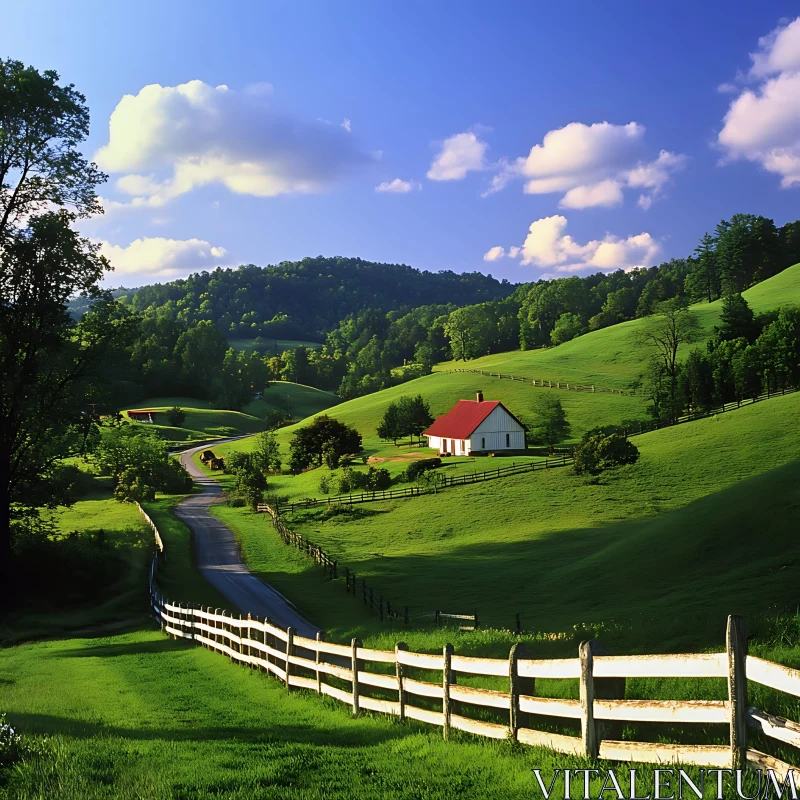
left=9, top=710, right=412, bottom=748
left=52, top=636, right=184, bottom=659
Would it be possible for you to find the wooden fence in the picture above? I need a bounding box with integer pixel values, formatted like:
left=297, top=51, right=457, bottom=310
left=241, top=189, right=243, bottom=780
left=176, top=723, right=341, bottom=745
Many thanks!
left=265, top=453, right=572, bottom=515
left=447, top=368, right=630, bottom=395
left=147, top=527, right=800, bottom=781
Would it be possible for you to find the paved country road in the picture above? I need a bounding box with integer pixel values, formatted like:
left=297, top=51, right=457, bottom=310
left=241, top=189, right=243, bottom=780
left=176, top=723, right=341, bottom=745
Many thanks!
left=175, top=441, right=321, bottom=639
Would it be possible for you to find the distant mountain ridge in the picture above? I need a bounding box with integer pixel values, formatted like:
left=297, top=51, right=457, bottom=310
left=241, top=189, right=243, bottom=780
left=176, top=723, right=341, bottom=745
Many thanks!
left=113, top=257, right=514, bottom=339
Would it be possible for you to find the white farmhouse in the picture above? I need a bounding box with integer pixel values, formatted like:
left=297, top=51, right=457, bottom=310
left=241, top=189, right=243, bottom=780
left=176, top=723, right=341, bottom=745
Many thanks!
left=422, top=392, right=527, bottom=456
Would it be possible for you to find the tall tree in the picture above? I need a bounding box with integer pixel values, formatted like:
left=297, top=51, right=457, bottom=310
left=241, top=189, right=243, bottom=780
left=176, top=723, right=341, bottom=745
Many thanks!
left=0, top=60, right=123, bottom=608
left=637, top=299, right=701, bottom=420
left=527, top=395, right=570, bottom=449
left=686, top=233, right=719, bottom=303
left=714, top=291, right=756, bottom=343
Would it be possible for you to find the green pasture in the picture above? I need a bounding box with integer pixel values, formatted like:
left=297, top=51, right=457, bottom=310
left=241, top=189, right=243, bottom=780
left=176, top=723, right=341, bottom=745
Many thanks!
left=228, top=337, right=322, bottom=352
left=121, top=397, right=267, bottom=443
left=434, top=261, right=800, bottom=389
left=252, top=392, right=800, bottom=646
left=242, top=380, right=339, bottom=421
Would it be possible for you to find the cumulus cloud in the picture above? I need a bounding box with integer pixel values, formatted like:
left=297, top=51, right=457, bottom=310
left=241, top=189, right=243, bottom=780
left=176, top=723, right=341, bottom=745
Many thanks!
left=427, top=131, right=488, bottom=181
left=375, top=178, right=420, bottom=193
left=483, top=246, right=505, bottom=262
left=99, top=237, right=227, bottom=278
left=93, top=80, right=374, bottom=206
left=486, top=215, right=661, bottom=274
left=718, top=17, right=800, bottom=188
left=485, top=121, right=685, bottom=209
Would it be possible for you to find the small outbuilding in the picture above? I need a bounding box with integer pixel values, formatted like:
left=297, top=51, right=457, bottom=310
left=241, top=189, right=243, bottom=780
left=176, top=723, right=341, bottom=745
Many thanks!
left=128, top=409, right=156, bottom=423
left=422, top=392, right=527, bottom=456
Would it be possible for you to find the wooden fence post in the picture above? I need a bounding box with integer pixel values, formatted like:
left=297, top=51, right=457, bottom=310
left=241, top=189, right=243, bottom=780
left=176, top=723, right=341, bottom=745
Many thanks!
left=395, top=642, right=408, bottom=721
left=262, top=618, right=270, bottom=673
left=579, top=640, right=598, bottom=758
left=285, top=626, right=294, bottom=692
left=214, top=608, right=220, bottom=650
left=316, top=631, right=325, bottom=694
left=727, top=615, right=748, bottom=768
left=246, top=613, right=252, bottom=666
left=509, top=642, right=533, bottom=740
left=351, top=638, right=362, bottom=715
left=443, top=643, right=454, bottom=741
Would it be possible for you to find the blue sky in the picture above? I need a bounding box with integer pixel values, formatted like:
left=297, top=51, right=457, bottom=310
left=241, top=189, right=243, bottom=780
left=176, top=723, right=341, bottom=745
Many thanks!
left=3, top=1, right=800, bottom=287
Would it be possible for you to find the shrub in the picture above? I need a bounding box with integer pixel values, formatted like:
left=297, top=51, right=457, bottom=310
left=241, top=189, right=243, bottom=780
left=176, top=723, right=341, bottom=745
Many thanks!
left=166, top=406, right=186, bottom=427
left=404, top=458, right=442, bottom=482
left=573, top=433, right=640, bottom=476
left=318, top=474, right=331, bottom=494
left=222, top=450, right=250, bottom=473
left=366, top=466, right=391, bottom=490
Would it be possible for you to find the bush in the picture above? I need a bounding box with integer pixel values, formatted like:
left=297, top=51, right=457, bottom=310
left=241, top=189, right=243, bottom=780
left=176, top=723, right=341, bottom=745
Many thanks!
left=404, top=458, right=442, bottom=482
left=318, top=474, right=331, bottom=494
left=166, top=406, right=186, bottom=427
left=366, top=466, right=391, bottom=490
left=222, top=450, right=250, bottom=473
left=574, top=433, right=640, bottom=476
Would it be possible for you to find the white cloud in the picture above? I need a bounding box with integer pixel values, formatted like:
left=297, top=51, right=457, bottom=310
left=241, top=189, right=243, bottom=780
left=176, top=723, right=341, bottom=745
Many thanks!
left=717, top=82, right=739, bottom=94
left=485, top=121, right=684, bottom=209
left=749, top=17, right=800, bottom=79
left=94, top=80, right=373, bottom=206
left=718, top=17, right=800, bottom=188
left=427, top=131, right=488, bottom=181
left=487, top=215, right=661, bottom=274
left=375, top=178, right=420, bottom=193
left=483, top=246, right=505, bottom=262
left=99, top=237, right=227, bottom=278
left=559, top=180, right=624, bottom=209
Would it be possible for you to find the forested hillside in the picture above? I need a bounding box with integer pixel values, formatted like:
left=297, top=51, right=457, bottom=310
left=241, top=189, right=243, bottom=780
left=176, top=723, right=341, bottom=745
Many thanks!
left=121, top=257, right=513, bottom=339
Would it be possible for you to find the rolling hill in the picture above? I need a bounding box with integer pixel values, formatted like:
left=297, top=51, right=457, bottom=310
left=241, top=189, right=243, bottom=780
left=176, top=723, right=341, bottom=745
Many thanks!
left=435, top=261, right=800, bottom=389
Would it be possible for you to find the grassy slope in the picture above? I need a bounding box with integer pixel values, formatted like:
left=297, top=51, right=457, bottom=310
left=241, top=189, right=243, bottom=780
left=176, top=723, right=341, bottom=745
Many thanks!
left=243, top=380, right=339, bottom=421
left=433, top=261, right=800, bottom=389
left=270, top=392, right=800, bottom=646
left=121, top=397, right=267, bottom=442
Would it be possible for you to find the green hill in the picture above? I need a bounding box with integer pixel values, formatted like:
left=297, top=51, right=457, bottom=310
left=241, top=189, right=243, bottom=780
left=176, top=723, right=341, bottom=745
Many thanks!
left=243, top=381, right=339, bottom=421
left=278, top=391, right=800, bottom=643
left=435, top=261, right=800, bottom=389
left=121, top=398, right=267, bottom=443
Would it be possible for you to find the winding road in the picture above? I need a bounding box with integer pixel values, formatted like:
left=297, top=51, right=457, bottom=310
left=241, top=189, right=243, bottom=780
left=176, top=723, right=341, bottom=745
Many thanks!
left=175, top=442, right=321, bottom=639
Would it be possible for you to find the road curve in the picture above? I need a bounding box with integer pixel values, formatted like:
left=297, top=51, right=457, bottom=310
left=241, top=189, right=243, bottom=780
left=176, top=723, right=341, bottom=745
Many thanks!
left=175, top=441, right=321, bottom=639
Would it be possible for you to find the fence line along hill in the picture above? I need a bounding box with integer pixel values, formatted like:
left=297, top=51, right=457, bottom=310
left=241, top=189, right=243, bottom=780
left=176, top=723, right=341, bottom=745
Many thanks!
left=142, top=503, right=800, bottom=782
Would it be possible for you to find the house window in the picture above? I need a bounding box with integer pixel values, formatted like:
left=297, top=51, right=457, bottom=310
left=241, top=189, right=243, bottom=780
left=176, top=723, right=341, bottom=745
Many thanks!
left=506, top=433, right=510, bottom=447
left=461, top=440, right=466, bottom=452
left=481, top=437, right=485, bottom=449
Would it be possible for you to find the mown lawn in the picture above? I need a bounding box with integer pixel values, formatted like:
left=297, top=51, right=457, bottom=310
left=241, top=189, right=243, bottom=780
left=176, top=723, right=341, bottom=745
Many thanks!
left=243, top=380, right=339, bottom=421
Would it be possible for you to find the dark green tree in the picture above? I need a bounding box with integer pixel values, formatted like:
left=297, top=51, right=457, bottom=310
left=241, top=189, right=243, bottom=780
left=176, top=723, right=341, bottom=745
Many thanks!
left=289, top=415, right=362, bottom=473
left=377, top=401, right=402, bottom=445
left=252, top=430, right=282, bottom=473
left=574, top=433, right=640, bottom=476
left=527, top=395, right=570, bottom=449
left=715, top=292, right=756, bottom=343
left=166, top=406, right=186, bottom=427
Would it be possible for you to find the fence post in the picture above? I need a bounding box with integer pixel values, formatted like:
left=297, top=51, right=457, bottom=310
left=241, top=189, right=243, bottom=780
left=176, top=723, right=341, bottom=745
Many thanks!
left=262, top=618, right=270, bottom=674
left=316, top=631, right=326, bottom=694
left=345, top=566, right=350, bottom=593
left=351, top=638, right=362, bottom=715
left=515, top=613, right=521, bottom=635
left=396, top=642, right=408, bottom=722
left=727, top=615, right=748, bottom=769
left=435, top=609, right=440, bottom=627
left=443, top=643, right=454, bottom=741
left=473, top=610, right=479, bottom=630
left=214, top=608, right=220, bottom=650
left=246, top=613, right=253, bottom=666
left=285, top=626, right=294, bottom=692
left=579, top=640, right=598, bottom=758
left=509, top=642, right=533, bottom=740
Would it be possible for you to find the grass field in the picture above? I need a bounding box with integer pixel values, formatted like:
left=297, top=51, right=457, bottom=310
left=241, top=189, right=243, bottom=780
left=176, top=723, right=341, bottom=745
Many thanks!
left=121, top=397, right=268, bottom=443
left=228, top=337, right=323, bottom=352
left=242, top=381, right=339, bottom=421
left=433, top=261, right=800, bottom=390
left=215, top=392, right=800, bottom=650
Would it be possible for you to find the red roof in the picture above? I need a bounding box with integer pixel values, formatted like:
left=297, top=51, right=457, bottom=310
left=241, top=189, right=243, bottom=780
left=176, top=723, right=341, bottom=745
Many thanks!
left=423, top=400, right=502, bottom=439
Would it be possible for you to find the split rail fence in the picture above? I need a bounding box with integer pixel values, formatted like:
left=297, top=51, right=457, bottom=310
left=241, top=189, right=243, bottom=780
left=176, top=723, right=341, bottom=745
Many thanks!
left=144, top=502, right=800, bottom=779
left=447, top=368, right=630, bottom=395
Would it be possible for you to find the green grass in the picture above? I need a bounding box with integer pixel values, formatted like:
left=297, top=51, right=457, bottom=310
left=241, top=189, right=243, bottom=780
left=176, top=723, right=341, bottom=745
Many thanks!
left=243, top=381, right=339, bottom=421
left=250, top=392, right=800, bottom=648
left=228, top=337, right=322, bottom=352
left=120, top=397, right=267, bottom=443
left=434, top=261, right=800, bottom=390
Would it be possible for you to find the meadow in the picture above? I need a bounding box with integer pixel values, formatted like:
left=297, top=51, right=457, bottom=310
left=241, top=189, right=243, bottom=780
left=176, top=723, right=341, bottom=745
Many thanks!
left=433, top=261, right=800, bottom=389
left=215, top=392, right=800, bottom=649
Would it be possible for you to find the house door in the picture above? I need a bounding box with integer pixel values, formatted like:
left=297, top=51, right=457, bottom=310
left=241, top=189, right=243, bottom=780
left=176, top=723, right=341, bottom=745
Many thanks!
left=450, top=439, right=455, bottom=454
